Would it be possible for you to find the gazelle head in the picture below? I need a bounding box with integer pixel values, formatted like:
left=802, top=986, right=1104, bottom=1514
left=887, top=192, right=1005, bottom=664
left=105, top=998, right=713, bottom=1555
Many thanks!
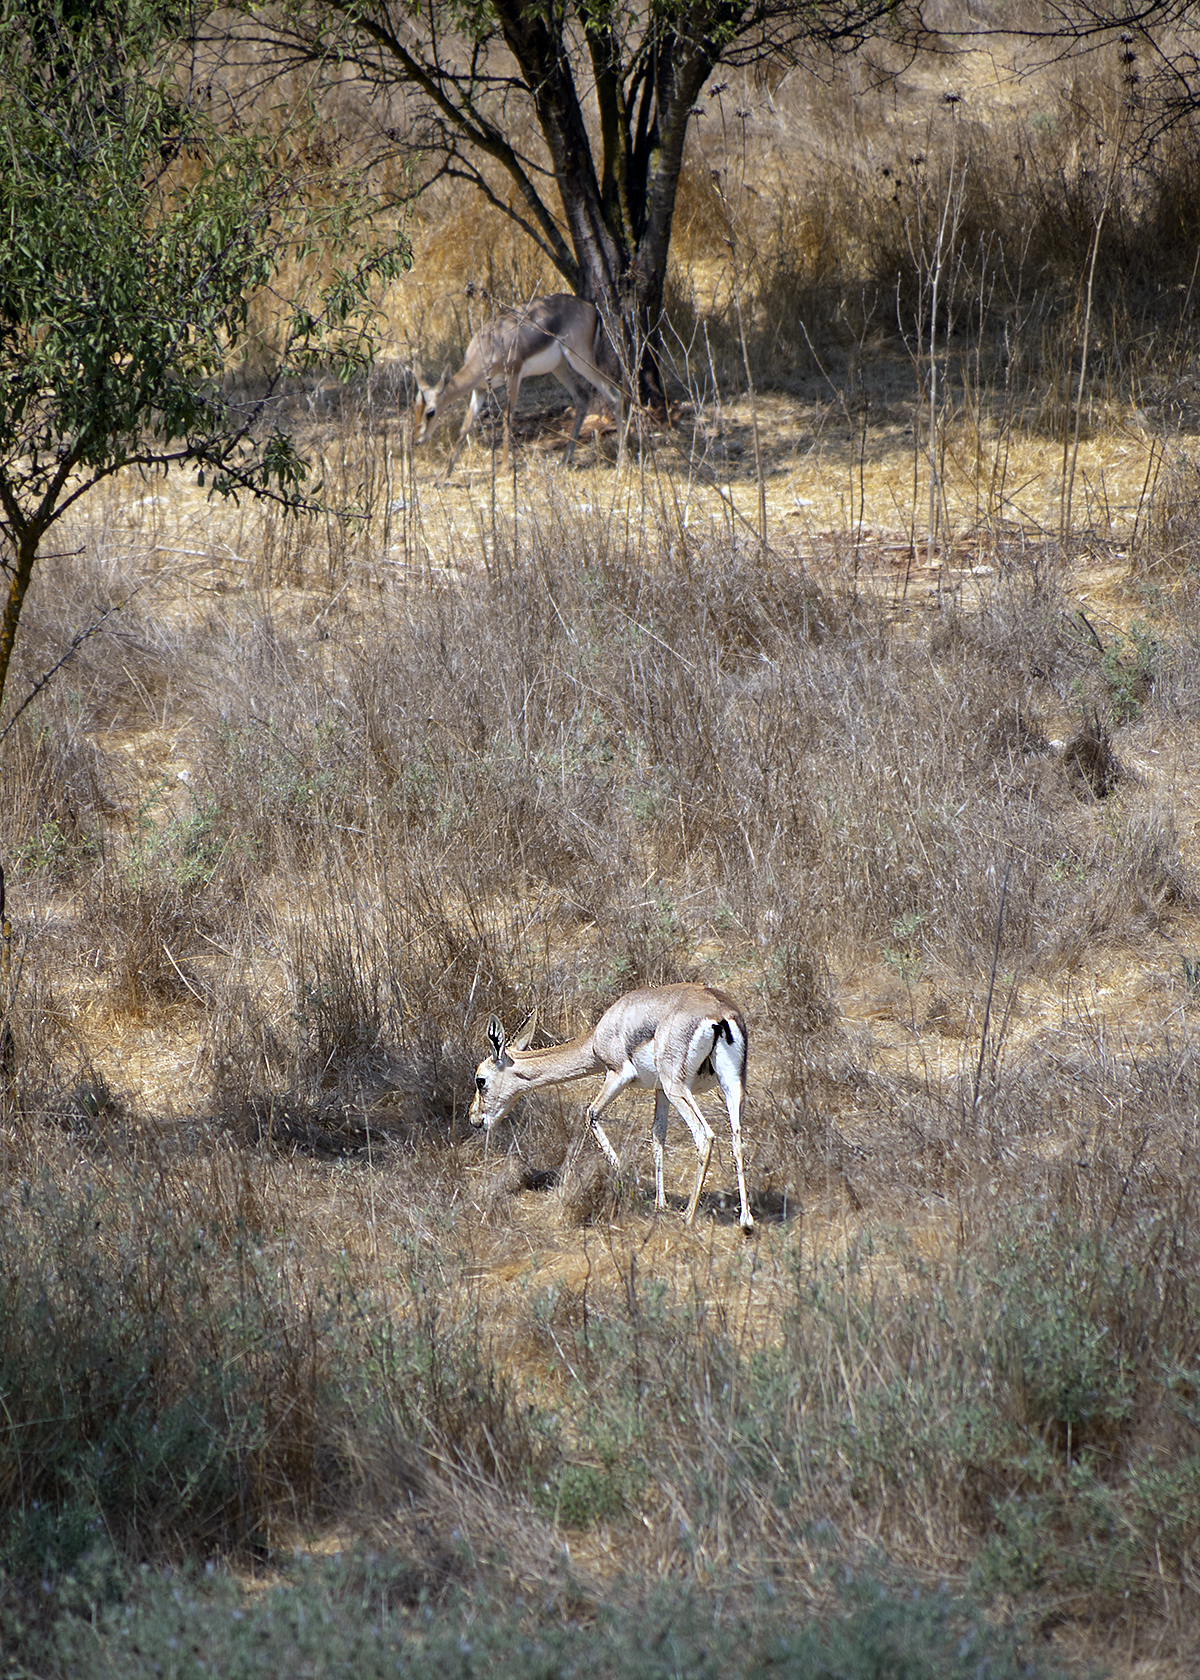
left=411, top=360, right=450, bottom=446
left=468, top=1010, right=537, bottom=1130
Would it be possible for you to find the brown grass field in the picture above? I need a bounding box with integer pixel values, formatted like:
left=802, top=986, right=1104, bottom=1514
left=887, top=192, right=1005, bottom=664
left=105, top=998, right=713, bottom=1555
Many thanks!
left=3, top=22, right=1200, bottom=1679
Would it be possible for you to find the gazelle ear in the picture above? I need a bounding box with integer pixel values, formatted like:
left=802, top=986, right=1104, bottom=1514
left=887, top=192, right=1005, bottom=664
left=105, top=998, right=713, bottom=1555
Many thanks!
left=487, top=1014, right=506, bottom=1064
left=435, top=365, right=451, bottom=395
left=508, top=1009, right=537, bottom=1054
left=413, top=358, right=426, bottom=390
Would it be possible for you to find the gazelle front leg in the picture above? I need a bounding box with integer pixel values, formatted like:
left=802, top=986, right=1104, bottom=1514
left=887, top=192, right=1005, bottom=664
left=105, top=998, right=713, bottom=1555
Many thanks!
left=585, top=1062, right=638, bottom=1180
left=588, top=1112, right=622, bottom=1176
left=502, top=364, right=528, bottom=474
left=443, top=388, right=482, bottom=480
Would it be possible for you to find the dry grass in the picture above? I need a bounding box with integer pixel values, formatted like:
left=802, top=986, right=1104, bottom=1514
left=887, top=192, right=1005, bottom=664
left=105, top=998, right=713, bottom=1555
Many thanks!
left=6, top=17, right=1200, bottom=1677
left=3, top=448, right=1200, bottom=1670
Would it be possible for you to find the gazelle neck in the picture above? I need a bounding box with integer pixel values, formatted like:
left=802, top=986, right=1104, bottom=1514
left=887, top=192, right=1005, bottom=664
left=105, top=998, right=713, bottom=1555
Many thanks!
left=511, top=1031, right=603, bottom=1088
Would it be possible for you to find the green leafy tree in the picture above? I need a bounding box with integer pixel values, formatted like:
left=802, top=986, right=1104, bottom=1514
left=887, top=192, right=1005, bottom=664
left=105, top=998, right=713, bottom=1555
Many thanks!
left=0, top=0, right=408, bottom=715
left=244, top=0, right=918, bottom=398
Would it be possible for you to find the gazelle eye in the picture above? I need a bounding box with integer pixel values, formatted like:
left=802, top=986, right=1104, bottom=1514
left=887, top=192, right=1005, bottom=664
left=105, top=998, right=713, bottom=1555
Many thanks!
left=475, top=1075, right=487, bottom=1091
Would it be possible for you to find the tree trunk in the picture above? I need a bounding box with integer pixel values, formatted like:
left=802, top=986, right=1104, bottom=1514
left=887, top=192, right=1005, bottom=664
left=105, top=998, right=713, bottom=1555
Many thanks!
left=491, top=3, right=717, bottom=409
left=494, top=7, right=628, bottom=306
left=0, top=528, right=37, bottom=717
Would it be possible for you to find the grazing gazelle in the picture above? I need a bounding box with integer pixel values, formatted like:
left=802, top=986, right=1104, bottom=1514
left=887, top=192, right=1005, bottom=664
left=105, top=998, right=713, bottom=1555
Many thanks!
left=469, top=984, right=754, bottom=1233
left=411, top=293, right=625, bottom=479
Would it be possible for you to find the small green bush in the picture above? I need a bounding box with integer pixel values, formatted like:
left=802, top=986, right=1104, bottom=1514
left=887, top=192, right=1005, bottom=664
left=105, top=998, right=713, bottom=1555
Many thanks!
left=1101, top=620, right=1161, bottom=724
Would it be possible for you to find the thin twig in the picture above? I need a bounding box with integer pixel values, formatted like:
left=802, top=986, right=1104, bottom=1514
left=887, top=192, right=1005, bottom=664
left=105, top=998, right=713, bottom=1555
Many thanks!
left=1062, top=104, right=1128, bottom=548
left=973, top=858, right=1012, bottom=1112
left=0, top=865, right=14, bottom=1123
left=0, top=589, right=140, bottom=745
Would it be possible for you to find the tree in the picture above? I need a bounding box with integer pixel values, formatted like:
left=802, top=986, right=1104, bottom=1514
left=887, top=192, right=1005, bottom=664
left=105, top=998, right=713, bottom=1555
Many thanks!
left=0, top=0, right=408, bottom=717
left=247, top=0, right=919, bottom=398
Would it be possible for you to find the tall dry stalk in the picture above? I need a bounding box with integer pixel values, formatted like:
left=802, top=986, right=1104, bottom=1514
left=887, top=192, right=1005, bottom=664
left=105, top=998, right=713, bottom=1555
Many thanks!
left=712, top=92, right=767, bottom=550
left=1060, top=202, right=1110, bottom=547
left=0, top=864, right=14, bottom=1125
left=899, top=101, right=965, bottom=588
left=1061, top=57, right=1133, bottom=547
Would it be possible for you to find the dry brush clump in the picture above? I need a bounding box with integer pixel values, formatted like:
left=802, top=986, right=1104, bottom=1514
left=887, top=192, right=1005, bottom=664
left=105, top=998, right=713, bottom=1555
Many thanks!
left=0, top=1139, right=370, bottom=1568
left=1134, top=446, right=1200, bottom=592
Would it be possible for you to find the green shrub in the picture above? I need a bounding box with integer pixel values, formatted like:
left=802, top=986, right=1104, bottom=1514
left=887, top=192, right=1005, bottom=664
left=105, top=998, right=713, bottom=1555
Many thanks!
left=50, top=1555, right=1066, bottom=1680
left=0, top=1172, right=362, bottom=1571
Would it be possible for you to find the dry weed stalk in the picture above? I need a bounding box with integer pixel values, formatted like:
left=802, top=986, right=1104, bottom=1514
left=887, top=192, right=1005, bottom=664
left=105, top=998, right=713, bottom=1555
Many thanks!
left=0, top=865, right=14, bottom=1125
left=1061, top=100, right=1130, bottom=547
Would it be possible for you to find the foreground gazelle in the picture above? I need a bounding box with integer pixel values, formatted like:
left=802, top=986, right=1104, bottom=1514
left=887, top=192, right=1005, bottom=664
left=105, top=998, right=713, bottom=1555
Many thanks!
left=469, top=983, right=754, bottom=1233
left=411, top=294, right=625, bottom=479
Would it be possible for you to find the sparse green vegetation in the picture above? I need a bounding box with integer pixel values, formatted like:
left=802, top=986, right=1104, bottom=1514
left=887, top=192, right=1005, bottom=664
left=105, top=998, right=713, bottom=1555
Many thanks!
left=1101, top=621, right=1162, bottom=725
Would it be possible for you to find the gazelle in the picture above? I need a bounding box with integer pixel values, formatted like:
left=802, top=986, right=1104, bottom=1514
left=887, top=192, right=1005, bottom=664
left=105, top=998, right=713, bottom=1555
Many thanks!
left=469, top=983, right=754, bottom=1233
left=411, top=294, right=625, bottom=479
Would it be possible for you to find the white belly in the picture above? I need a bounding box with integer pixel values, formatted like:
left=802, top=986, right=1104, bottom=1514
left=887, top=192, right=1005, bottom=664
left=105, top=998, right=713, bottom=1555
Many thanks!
left=629, top=1040, right=659, bottom=1085
left=626, top=1038, right=716, bottom=1092
left=494, top=343, right=561, bottom=384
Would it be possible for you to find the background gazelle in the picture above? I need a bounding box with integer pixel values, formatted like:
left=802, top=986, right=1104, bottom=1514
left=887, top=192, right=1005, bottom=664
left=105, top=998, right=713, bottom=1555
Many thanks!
left=411, top=294, right=625, bottom=479
left=469, top=983, right=754, bottom=1233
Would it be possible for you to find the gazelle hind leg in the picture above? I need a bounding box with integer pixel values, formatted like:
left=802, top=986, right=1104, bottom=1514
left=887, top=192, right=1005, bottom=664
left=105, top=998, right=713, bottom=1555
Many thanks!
left=661, top=1080, right=715, bottom=1226
left=714, top=1038, right=754, bottom=1232
left=652, top=1088, right=669, bottom=1211
left=562, top=347, right=624, bottom=465
left=724, top=1087, right=753, bottom=1232
left=551, top=367, right=589, bottom=466
left=686, top=1132, right=714, bottom=1226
